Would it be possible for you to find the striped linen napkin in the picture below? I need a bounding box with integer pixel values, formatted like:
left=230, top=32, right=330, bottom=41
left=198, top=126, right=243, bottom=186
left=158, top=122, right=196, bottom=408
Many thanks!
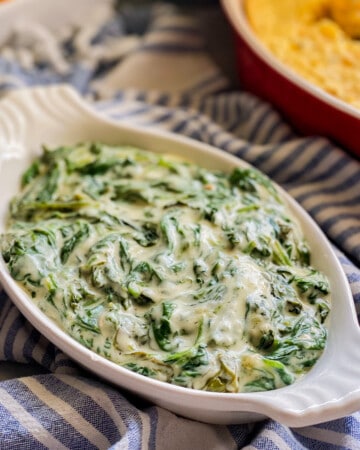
left=0, top=2, right=360, bottom=449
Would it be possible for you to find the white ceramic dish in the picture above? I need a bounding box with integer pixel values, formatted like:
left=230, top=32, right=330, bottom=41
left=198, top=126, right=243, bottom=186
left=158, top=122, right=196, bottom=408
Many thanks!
left=0, top=85, right=359, bottom=427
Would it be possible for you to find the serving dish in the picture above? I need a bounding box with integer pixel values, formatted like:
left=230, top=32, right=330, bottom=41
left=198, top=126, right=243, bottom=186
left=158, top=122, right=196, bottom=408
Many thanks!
left=221, top=0, right=360, bottom=159
left=0, top=85, right=359, bottom=426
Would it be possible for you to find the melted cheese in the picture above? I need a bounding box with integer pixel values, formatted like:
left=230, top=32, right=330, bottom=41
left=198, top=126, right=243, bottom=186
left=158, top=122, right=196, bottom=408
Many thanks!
left=246, top=0, right=360, bottom=109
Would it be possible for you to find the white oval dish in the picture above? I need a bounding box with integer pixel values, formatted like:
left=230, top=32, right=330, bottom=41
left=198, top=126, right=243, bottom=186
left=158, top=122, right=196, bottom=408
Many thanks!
left=0, top=85, right=359, bottom=427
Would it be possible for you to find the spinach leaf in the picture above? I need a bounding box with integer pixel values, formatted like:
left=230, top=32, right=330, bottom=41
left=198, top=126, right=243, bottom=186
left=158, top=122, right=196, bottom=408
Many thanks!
left=36, top=163, right=60, bottom=202
left=61, top=222, right=89, bottom=264
left=21, top=161, right=40, bottom=187
left=152, top=302, right=175, bottom=351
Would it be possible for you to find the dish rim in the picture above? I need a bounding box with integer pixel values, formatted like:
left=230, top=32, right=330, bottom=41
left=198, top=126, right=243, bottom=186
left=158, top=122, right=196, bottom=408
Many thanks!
left=0, top=84, right=359, bottom=427
left=220, top=0, right=360, bottom=120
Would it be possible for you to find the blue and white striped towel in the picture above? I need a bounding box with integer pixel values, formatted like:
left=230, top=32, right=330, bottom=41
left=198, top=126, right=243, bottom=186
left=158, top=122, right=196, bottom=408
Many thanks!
left=0, top=2, right=359, bottom=449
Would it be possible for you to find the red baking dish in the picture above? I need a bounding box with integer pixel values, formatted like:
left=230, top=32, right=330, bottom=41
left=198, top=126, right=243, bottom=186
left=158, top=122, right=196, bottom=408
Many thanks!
left=221, top=0, right=360, bottom=159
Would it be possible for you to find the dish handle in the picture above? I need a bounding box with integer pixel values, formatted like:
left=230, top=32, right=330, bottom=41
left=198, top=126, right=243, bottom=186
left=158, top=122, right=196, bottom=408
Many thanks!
left=280, top=325, right=360, bottom=428
left=0, top=84, right=95, bottom=167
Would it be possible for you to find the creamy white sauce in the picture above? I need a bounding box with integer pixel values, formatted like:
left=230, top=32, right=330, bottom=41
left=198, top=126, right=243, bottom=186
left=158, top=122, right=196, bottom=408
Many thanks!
left=1, top=143, right=331, bottom=392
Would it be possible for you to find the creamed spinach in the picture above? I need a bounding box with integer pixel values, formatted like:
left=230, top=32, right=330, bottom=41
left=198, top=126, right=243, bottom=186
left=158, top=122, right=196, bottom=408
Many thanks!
left=1, top=143, right=331, bottom=392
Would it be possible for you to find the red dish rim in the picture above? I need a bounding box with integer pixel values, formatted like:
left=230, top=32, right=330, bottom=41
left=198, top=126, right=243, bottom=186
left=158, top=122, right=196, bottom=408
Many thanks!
left=220, top=0, right=360, bottom=158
